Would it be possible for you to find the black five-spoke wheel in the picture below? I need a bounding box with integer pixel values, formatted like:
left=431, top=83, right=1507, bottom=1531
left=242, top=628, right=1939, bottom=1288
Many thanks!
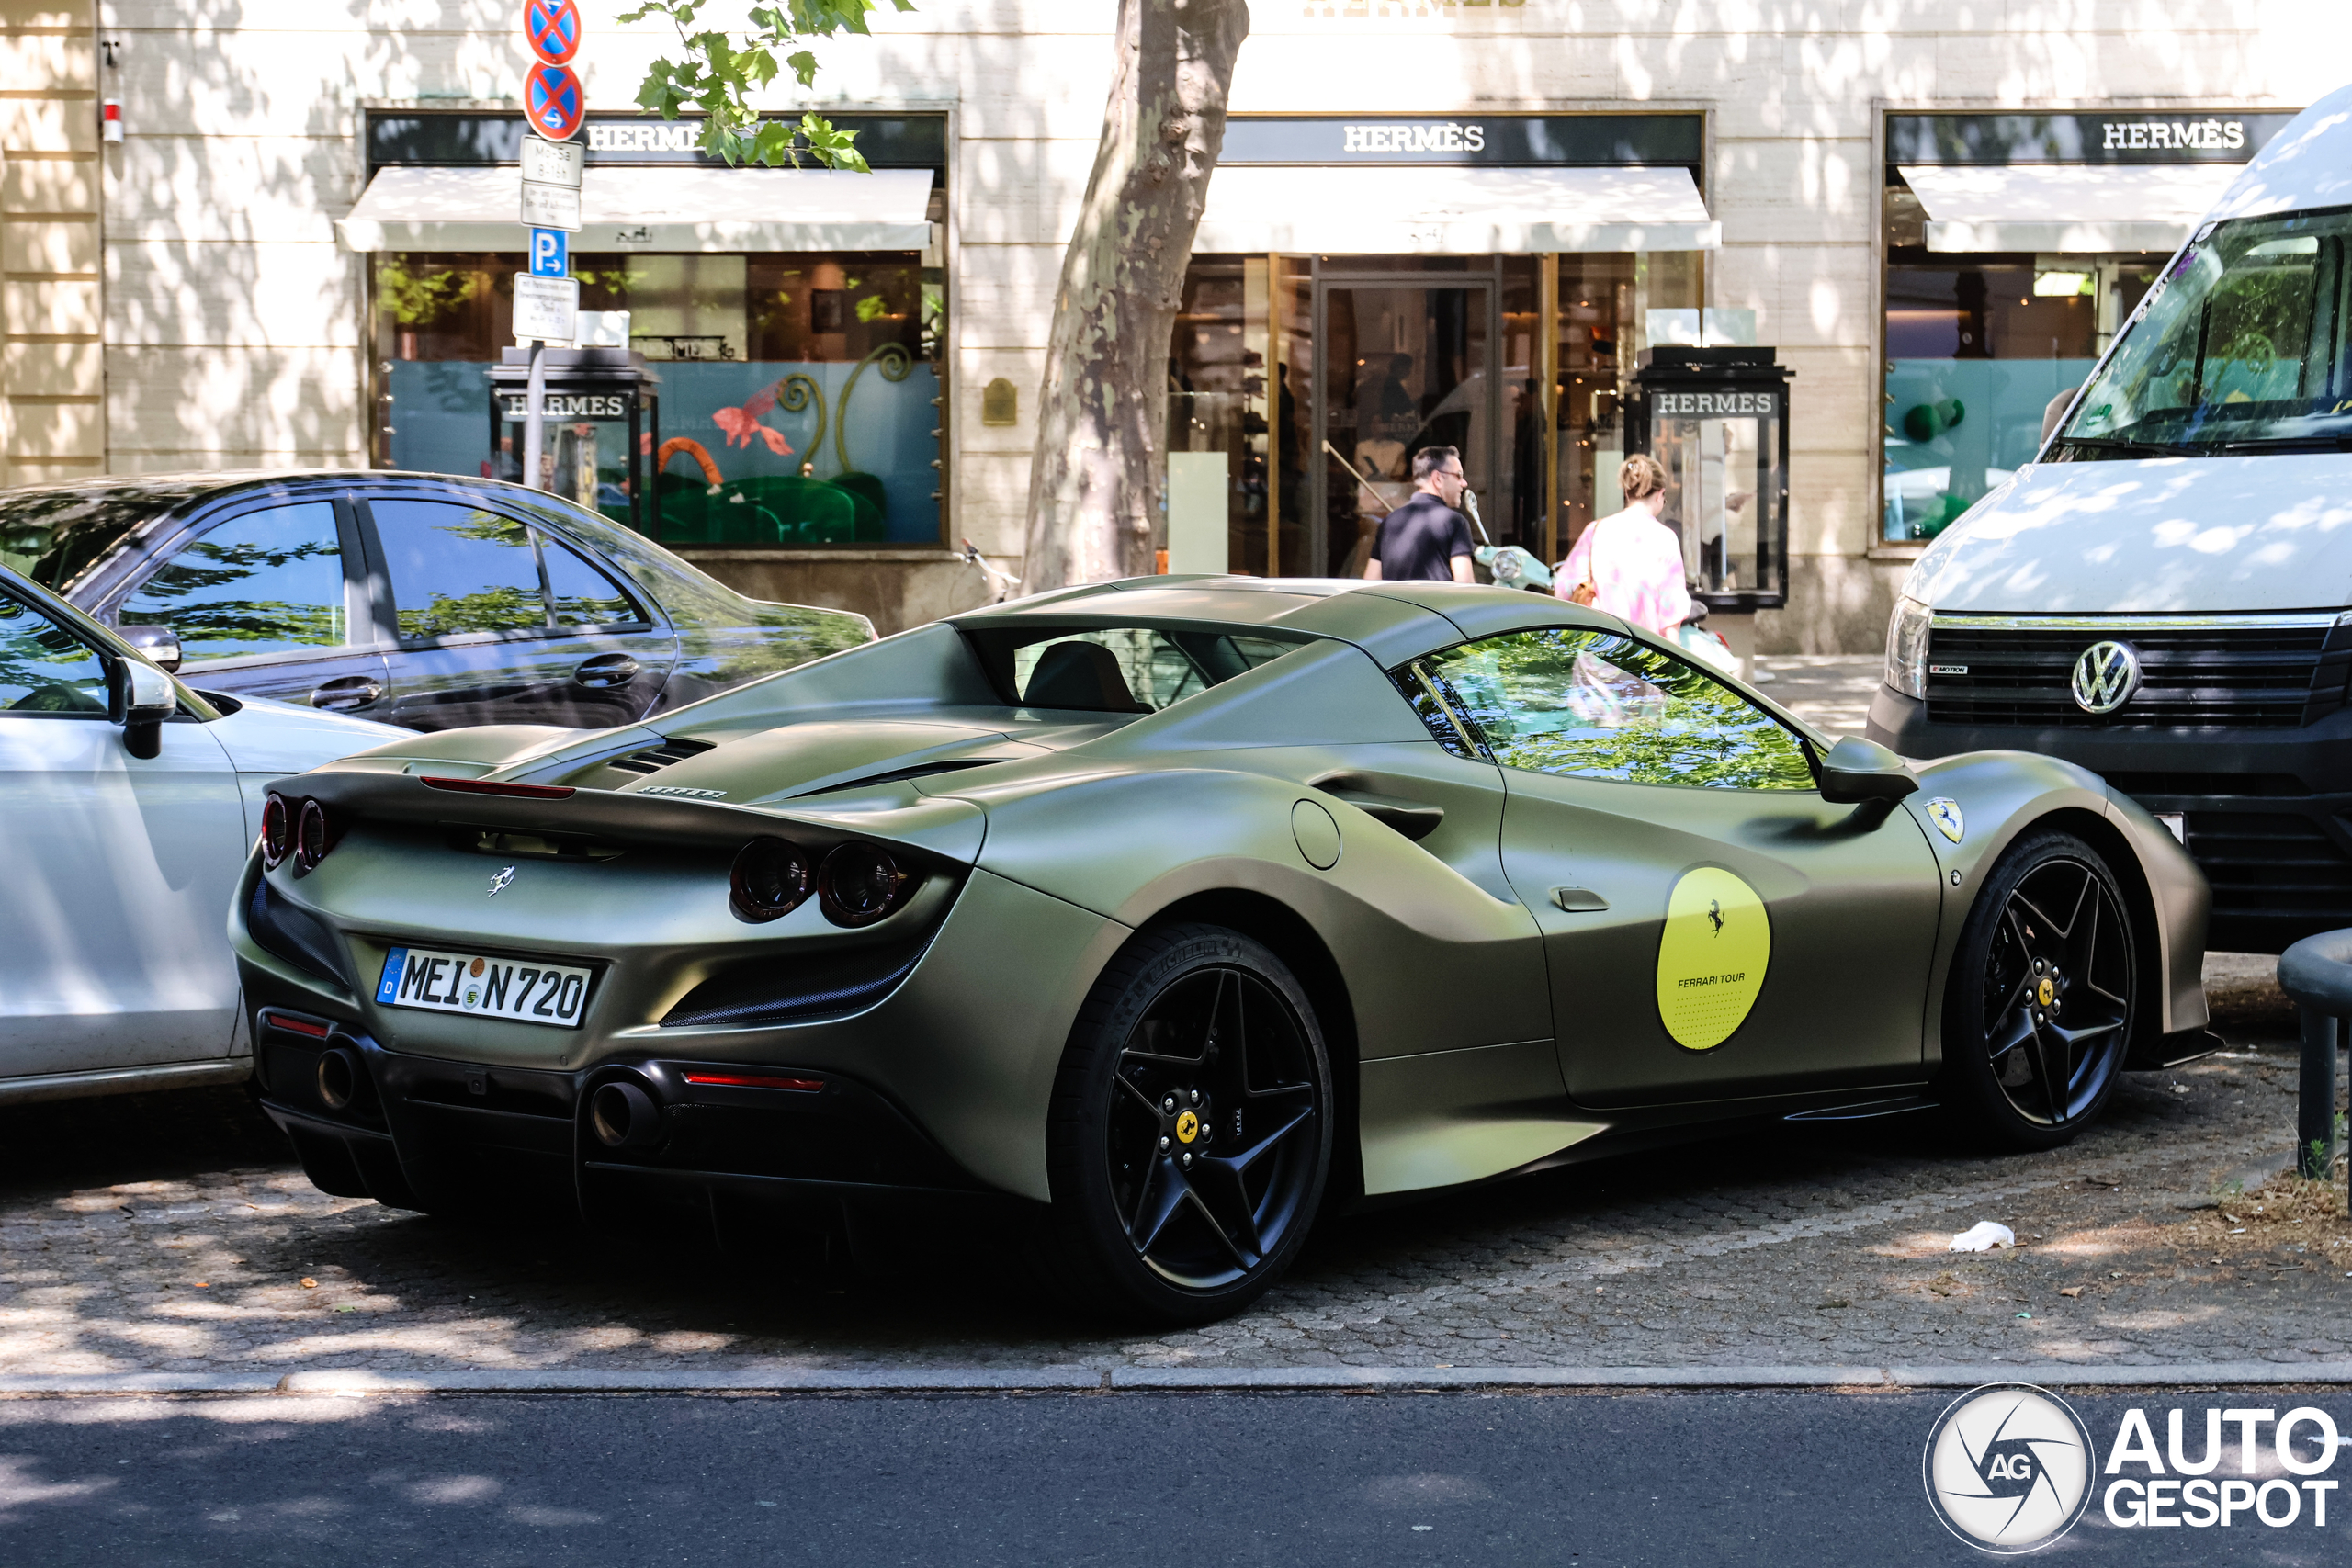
left=1945, top=830, right=2138, bottom=1149
left=1043, top=923, right=1332, bottom=1322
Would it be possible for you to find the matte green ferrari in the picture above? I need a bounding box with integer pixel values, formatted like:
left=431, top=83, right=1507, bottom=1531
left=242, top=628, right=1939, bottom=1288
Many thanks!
left=233, top=579, right=2211, bottom=1322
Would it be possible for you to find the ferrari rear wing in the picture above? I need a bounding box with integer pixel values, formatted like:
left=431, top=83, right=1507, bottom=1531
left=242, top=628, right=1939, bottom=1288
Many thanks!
left=287, top=768, right=986, bottom=864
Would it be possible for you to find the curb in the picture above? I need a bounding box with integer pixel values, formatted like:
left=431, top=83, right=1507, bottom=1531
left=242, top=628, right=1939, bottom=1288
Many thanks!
left=0, top=1362, right=2346, bottom=1397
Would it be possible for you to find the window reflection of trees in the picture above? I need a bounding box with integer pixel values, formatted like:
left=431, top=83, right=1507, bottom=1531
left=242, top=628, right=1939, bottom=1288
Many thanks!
left=0, top=595, right=107, bottom=712
left=122, top=535, right=345, bottom=655
left=1423, top=627, right=1814, bottom=791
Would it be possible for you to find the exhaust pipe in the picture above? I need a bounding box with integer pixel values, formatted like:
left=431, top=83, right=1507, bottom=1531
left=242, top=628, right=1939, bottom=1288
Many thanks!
left=316, top=1047, right=363, bottom=1112
left=589, top=1080, right=661, bottom=1150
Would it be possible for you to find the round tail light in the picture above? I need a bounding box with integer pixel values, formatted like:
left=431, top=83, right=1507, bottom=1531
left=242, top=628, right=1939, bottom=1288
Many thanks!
left=818, top=842, right=911, bottom=927
left=729, top=838, right=813, bottom=922
left=260, top=792, right=291, bottom=869
left=294, top=797, right=333, bottom=872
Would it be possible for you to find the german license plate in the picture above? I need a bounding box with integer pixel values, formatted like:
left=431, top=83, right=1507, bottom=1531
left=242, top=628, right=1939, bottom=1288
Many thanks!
left=376, top=946, right=592, bottom=1029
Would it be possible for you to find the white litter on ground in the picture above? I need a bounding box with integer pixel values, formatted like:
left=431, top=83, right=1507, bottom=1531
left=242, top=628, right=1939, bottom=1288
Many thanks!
left=1949, top=1222, right=2016, bottom=1252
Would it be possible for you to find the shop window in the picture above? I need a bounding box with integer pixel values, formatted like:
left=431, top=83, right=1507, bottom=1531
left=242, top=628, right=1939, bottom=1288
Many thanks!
left=1554, top=253, right=1702, bottom=560
left=374, top=248, right=944, bottom=548
left=1882, top=174, right=2160, bottom=542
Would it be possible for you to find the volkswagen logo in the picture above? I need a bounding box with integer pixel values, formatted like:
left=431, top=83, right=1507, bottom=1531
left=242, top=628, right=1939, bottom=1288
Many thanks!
left=2069, top=640, right=2141, bottom=715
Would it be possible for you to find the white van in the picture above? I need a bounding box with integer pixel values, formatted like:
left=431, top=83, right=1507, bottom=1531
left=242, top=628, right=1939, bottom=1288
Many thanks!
left=1871, top=84, right=2352, bottom=955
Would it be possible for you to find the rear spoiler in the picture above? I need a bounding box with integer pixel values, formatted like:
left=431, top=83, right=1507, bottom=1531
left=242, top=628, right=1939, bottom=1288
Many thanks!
left=288, top=768, right=986, bottom=864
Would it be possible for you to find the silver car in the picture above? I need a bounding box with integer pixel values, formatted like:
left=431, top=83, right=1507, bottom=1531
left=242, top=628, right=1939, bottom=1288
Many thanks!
left=0, top=564, right=404, bottom=1105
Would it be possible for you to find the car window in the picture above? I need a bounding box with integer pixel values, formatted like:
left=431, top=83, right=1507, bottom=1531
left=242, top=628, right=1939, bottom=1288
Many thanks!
left=1408, top=626, right=1816, bottom=792
left=540, top=536, right=643, bottom=626
left=989, top=626, right=1304, bottom=713
left=116, top=502, right=347, bottom=662
left=0, top=591, right=110, bottom=716
left=0, top=481, right=209, bottom=590
left=370, top=499, right=549, bottom=641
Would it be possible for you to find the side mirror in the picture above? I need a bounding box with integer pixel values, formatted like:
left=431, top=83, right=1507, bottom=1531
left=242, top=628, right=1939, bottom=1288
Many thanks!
left=119, top=623, right=182, bottom=672
left=112, top=657, right=176, bottom=761
left=1817, top=734, right=1918, bottom=806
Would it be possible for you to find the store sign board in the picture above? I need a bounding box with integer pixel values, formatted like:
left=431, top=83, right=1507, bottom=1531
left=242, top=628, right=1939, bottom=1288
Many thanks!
left=1888, top=111, right=2301, bottom=165
left=1654, top=390, right=1778, bottom=417
left=1220, top=113, right=1702, bottom=167
left=368, top=112, right=946, bottom=171
left=512, top=273, right=578, bottom=342
left=499, top=391, right=628, bottom=419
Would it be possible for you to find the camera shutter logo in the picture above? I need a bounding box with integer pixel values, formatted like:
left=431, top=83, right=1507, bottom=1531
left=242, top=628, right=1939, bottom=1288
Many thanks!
left=1922, top=1382, right=2095, bottom=1553
left=2070, top=640, right=2141, bottom=715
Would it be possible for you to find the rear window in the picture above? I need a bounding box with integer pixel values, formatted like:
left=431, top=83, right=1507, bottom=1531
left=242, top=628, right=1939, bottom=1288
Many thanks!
left=0, top=483, right=209, bottom=590
left=966, top=625, right=1313, bottom=713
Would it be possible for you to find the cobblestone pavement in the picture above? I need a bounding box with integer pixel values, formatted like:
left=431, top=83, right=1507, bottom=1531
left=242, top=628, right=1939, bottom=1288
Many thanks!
left=0, top=966, right=2339, bottom=1377
left=6, top=659, right=2344, bottom=1377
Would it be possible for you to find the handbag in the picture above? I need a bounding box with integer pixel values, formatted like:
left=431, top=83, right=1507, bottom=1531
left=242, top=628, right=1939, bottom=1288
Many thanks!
left=1566, top=520, right=1601, bottom=606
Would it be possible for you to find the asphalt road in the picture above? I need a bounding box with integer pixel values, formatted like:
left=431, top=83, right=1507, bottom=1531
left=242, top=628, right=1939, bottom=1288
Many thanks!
left=2, top=1388, right=2343, bottom=1565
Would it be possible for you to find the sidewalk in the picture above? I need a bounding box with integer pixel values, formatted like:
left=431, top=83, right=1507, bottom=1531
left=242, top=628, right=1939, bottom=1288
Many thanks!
left=0, top=965, right=2335, bottom=1381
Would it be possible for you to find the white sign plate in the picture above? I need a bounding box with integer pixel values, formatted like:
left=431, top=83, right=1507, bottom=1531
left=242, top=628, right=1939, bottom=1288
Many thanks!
left=520, top=178, right=582, bottom=231
left=519, top=136, right=584, bottom=187
left=512, top=274, right=579, bottom=343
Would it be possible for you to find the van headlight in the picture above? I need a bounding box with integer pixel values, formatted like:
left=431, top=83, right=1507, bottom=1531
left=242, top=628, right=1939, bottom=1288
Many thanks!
left=1884, top=596, right=1933, bottom=699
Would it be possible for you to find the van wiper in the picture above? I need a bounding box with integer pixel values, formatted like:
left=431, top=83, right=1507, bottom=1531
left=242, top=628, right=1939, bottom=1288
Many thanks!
left=2204, top=434, right=2352, bottom=454
left=2052, top=435, right=2192, bottom=457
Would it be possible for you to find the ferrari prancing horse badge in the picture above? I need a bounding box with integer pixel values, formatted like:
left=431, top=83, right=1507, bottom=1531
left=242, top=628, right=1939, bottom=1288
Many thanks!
left=1926, top=797, right=1965, bottom=843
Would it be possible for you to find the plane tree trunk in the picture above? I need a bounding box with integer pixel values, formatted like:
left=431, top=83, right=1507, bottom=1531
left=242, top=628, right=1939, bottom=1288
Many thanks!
left=1019, top=0, right=1250, bottom=592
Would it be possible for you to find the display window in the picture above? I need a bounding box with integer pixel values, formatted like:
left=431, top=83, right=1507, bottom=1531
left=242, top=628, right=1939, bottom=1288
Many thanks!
left=375, top=250, right=943, bottom=546
left=1878, top=110, right=2297, bottom=543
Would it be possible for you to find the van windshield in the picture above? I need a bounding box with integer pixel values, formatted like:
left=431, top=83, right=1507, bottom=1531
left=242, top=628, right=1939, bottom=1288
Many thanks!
left=2056, top=206, right=2352, bottom=457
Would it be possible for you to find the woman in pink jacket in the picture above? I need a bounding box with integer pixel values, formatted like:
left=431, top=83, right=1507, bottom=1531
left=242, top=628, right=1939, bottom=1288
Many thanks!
left=1555, top=454, right=1692, bottom=636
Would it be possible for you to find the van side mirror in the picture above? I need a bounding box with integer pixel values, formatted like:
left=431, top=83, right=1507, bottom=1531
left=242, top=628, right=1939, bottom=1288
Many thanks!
left=119, top=623, right=182, bottom=672
left=111, top=657, right=175, bottom=760
left=1817, top=734, right=1919, bottom=806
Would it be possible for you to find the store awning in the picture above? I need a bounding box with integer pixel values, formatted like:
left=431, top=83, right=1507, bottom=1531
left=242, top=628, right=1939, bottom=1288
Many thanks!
left=1899, top=164, right=2243, bottom=254
left=334, top=165, right=935, bottom=253
left=1192, top=164, right=1720, bottom=254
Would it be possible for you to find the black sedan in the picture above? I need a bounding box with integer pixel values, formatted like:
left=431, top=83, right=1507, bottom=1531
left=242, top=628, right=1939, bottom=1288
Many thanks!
left=0, top=471, right=873, bottom=731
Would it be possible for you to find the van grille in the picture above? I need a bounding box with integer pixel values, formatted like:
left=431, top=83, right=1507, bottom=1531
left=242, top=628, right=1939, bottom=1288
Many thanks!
left=1924, top=616, right=2348, bottom=729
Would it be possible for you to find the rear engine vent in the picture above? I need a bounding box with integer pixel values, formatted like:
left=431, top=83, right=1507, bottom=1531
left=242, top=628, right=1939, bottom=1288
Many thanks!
left=608, top=737, right=718, bottom=775
left=247, top=879, right=349, bottom=987
left=662, top=943, right=926, bottom=1030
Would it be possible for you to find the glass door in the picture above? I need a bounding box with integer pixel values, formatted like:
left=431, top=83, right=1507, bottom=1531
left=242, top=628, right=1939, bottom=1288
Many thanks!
left=1312, top=274, right=1497, bottom=579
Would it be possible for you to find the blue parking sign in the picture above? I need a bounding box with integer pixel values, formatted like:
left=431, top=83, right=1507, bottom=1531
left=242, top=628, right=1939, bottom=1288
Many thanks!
left=529, top=227, right=569, bottom=277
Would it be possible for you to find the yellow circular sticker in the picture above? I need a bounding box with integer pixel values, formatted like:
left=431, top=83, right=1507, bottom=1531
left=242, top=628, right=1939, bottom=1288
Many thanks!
left=1655, top=867, right=1771, bottom=1051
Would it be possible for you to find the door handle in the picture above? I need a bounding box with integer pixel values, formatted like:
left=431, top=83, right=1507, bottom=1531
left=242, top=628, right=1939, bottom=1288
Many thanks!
left=1552, top=887, right=1610, bottom=912
left=572, top=653, right=641, bottom=689
left=311, top=676, right=383, bottom=711
left=1307, top=772, right=1445, bottom=841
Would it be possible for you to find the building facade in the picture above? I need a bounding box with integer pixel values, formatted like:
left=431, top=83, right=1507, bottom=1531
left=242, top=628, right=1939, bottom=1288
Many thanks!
left=4, top=1, right=2345, bottom=645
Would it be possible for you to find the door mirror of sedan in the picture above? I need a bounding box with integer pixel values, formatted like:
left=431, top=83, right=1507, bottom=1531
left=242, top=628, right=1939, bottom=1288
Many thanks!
left=119, top=623, right=182, bottom=672
left=111, top=657, right=176, bottom=760
left=1816, top=735, right=1919, bottom=806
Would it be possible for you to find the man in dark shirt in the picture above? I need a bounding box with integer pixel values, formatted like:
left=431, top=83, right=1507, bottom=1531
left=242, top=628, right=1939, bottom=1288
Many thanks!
left=1364, top=445, right=1475, bottom=582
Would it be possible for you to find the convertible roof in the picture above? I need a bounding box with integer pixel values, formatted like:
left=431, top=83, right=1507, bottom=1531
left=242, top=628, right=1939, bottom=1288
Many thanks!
left=952, top=576, right=1628, bottom=667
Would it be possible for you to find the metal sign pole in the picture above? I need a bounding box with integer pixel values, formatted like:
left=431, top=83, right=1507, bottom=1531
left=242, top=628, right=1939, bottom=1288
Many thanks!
left=523, top=340, right=548, bottom=491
